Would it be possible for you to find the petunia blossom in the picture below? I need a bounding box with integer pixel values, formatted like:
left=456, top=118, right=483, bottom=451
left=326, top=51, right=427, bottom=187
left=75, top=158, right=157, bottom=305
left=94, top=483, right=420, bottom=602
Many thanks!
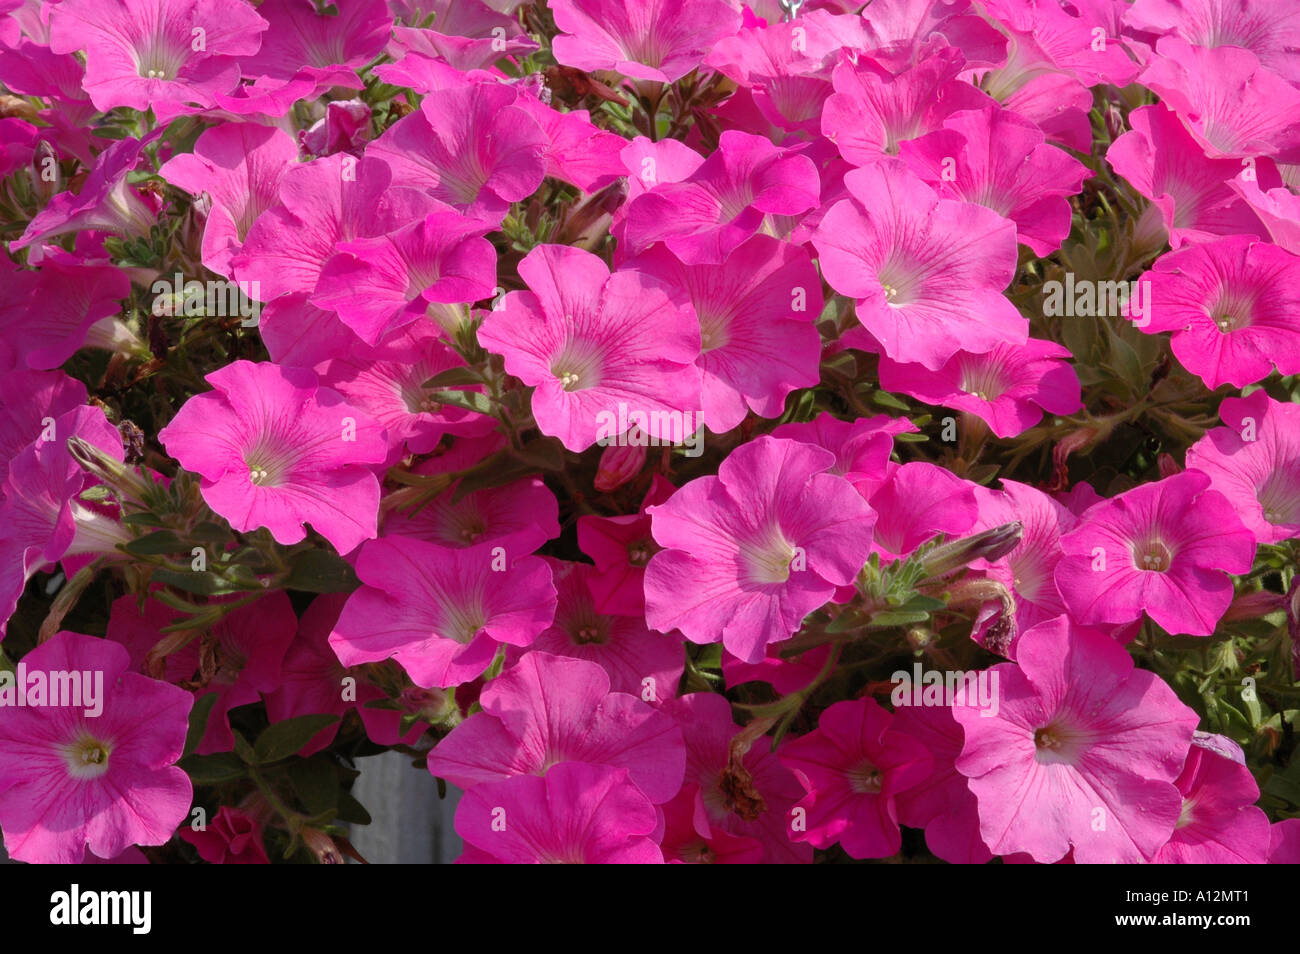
left=329, top=537, right=556, bottom=689
left=455, top=762, right=664, bottom=864
left=628, top=235, right=823, bottom=433
left=0, top=632, right=192, bottom=864
left=366, top=81, right=548, bottom=224
left=953, top=616, right=1200, bottom=863
left=477, top=244, right=702, bottom=453
left=622, top=130, right=819, bottom=265
left=157, top=121, right=301, bottom=279
left=897, top=103, right=1090, bottom=256
left=1153, top=733, right=1271, bottom=864
left=47, top=0, right=268, bottom=118
left=643, top=436, right=876, bottom=663
left=813, top=158, right=1026, bottom=370
left=1054, top=470, right=1257, bottom=636
left=1185, top=389, right=1300, bottom=545
left=1132, top=235, right=1300, bottom=390
left=158, top=360, right=388, bottom=554
left=877, top=338, right=1081, bottom=438
left=426, top=652, right=685, bottom=802
left=549, top=0, right=742, bottom=83
left=778, top=697, right=932, bottom=858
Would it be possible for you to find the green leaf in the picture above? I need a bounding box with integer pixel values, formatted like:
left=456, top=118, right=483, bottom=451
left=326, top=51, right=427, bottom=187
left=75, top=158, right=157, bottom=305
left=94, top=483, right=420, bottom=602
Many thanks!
left=867, top=609, right=933, bottom=628
left=870, top=390, right=911, bottom=412
left=422, top=366, right=483, bottom=389
left=336, top=790, right=371, bottom=825
left=825, top=611, right=865, bottom=634
left=121, top=511, right=167, bottom=528
left=449, top=442, right=565, bottom=503
left=289, top=759, right=340, bottom=816
left=429, top=388, right=494, bottom=415
left=183, top=692, right=219, bottom=757
left=1263, top=760, right=1300, bottom=808
left=284, top=550, right=360, bottom=594
left=151, top=567, right=259, bottom=596
left=180, top=751, right=246, bottom=785
left=514, top=437, right=566, bottom=472
left=253, top=714, right=340, bottom=764
left=232, top=728, right=257, bottom=765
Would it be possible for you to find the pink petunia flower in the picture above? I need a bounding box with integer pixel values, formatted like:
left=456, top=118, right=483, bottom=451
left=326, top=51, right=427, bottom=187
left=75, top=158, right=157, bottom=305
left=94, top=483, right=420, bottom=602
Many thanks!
left=622, top=130, right=819, bottom=265
left=1054, top=470, right=1257, bottom=635
left=867, top=461, right=978, bottom=561
left=231, top=153, right=438, bottom=304
left=1133, top=235, right=1300, bottom=389
left=1270, top=819, right=1300, bottom=863
left=179, top=805, right=270, bottom=864
left=1185, top=389, right=1300, bottom=545
left=366, top=81, right=548, bottom=224
left=264, top=593, right=428, bottom=756
left=778, top=697, right=932, bottom=858
left=1106, top=104, right=1270, bottom=249
left=705, top=11, right=871, bottom=134
left=315, top=321, right=496, bottom=465
left=0, top=255, right=132, bottom=370
left=855, top=0, right=1007, bottom=70
left=549, top=0, right=742, bottom=83
left=659, top=781, right=765, bottom=863
left=1124, top=0, right=1300, bottom=83
left=877, top=338, right=1081, bottom=438
left=643, top=436, right=876, bottom=663
left=158, top=122, right=302, bottom=279
left=0, top=631, right=192, bottom=864
left=890, top=703, right=993, bottom=864
left=381, top=471, right=560, bottom=559
left=821, top=45, right=993, bottom=167
left=523, top=558, right=684, bottom=702
left=329, top=537, right=556, bottom=688
left=973, top=0, right=1137, bottom=151
left=1139, top=38, right=1300, bottom=162
left=388, top=7, right=539, bottom=74
left=455, top=762, right=664, bottom=864
left=1228, top=168, right=1300, bottom=254
left=576, top=474, right=675, bottom=616
left=769, top=412, right=916, bottom=500
left=0, top=405, right=127, bottom=640
left=954, top=615, right=1200, bottom=863
left=10, top=138, right=156, bottom=251
left=236, top=0, right=392, bottom=84
left=628, top=235, right=823, bottom=433
left=312, top=209, right=498, bottom=345
left=477, top=244, right=702, bottom=452
left=158, top=360, right=388, bottom=554
left=426, top=652, right=685, bottom=802
left=968, top=479, right=1075, bottom=639
left=898, top=103, right=1090, bottom=256
left=48, top=0, right=268, bottom=118
left=1153, top=733, right=1271, bottom=864
left=0, top=369, right=87, bottom=498
left=813, top=158, right=1026, bottom=370
left=661, top=691, right=811, bottom=863
left=107, top=591, right=297, bottom=755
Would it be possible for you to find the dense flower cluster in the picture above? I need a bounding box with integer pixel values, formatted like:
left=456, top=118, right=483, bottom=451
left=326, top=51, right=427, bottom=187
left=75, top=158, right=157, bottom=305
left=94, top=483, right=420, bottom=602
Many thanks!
left=1, top=0, right=1298, bottom=865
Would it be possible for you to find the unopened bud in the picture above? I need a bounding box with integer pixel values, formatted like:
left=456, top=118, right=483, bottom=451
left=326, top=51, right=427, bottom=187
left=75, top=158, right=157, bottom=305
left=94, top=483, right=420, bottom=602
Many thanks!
left=300, top=828, right=344, bottom=864
left=919, top=522, right=1022, bottom=581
